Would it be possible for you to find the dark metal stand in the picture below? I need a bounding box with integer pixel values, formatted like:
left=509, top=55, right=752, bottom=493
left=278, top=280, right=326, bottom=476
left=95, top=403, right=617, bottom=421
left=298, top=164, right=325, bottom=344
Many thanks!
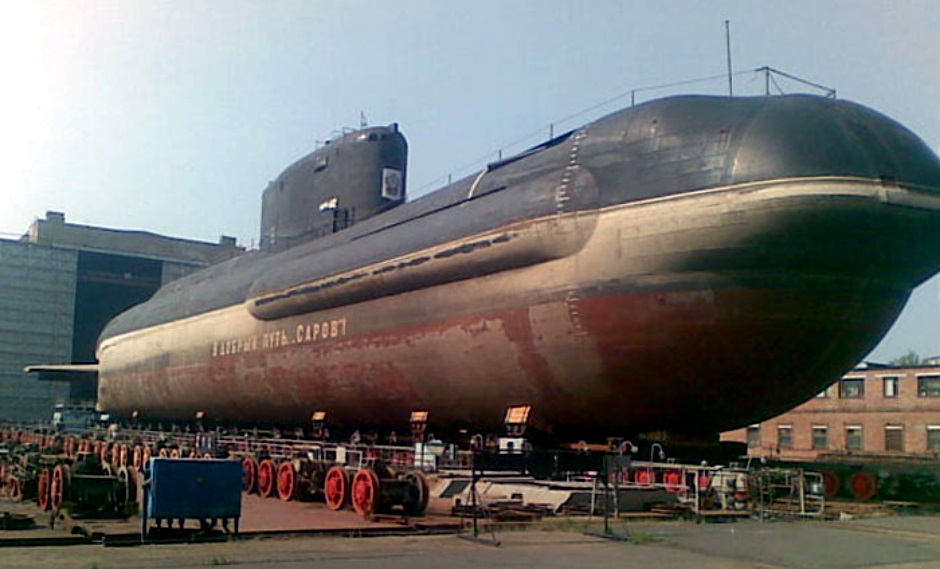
left=584, top=453, right=629, bottom=541
left=457, top=451, right=500, bottom=547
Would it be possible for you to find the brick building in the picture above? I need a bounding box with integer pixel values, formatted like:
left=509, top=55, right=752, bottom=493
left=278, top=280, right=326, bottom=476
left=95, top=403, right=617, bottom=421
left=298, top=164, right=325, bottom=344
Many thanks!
left=722, top=363, right=940, bottom=461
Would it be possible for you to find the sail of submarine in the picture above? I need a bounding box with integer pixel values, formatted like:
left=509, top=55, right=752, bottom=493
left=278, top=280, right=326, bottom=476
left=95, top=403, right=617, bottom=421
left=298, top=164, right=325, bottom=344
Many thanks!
left=95, top=94, right=940, bottom=440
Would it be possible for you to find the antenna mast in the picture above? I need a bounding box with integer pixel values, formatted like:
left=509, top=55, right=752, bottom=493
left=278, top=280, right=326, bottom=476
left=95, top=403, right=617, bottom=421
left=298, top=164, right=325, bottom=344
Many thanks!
left=725, top=20, right=733, bottom=97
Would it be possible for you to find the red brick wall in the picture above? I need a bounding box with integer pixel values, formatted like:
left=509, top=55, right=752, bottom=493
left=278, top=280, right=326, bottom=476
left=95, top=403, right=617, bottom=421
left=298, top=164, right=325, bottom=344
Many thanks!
left=721, top=366, right=940, bottom=460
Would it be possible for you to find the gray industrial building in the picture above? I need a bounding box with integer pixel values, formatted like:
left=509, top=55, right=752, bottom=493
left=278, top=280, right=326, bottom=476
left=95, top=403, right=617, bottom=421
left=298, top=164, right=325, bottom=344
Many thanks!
left=0, top=211, right=242, bottom=422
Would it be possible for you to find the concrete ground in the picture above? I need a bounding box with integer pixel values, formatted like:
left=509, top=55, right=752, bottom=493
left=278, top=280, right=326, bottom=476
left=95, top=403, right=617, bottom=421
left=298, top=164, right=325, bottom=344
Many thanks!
left=3, top=515, right=940, bottom=569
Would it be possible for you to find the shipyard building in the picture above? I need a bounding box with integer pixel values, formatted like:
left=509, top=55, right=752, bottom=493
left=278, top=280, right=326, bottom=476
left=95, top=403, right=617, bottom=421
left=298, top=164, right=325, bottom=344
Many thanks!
left=0, top=212, right=242, bottom=422
left=722, top=362, right=940, bottom=460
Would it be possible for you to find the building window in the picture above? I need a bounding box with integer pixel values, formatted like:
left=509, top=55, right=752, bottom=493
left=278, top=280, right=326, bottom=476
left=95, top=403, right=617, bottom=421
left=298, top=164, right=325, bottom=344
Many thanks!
left=777, top=425, right=793, bottom=449
left=815, top=385, right=834, bottom=398
left=812, top=426, right=829, bottom=450
left=918, top=376, right=940, bottom=397
left=845, top=426, right=863, bottom=451
left=747, top=425, right=761, bottom=448
left=882, top=377, right=899, bottom=398
left=885, top=425, right=904, bottom=452
left=840, top=377, right=865, bottom=399
left=928, top=427, right=940, bottom=452
left=747, top=425, right=760, bottom=448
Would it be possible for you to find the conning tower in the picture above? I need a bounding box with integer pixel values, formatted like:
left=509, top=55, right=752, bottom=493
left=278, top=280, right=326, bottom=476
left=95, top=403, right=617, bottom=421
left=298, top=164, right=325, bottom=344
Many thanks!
left=260, top=124, right=407, bottom=252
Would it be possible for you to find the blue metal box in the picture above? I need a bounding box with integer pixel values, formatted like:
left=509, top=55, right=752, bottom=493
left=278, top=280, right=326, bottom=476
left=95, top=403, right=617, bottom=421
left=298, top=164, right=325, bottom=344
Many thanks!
left=147, top=458, right=242, bottom=520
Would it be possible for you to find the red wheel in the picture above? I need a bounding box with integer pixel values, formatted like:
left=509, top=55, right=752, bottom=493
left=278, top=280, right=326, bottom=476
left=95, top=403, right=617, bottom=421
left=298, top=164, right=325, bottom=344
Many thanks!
left=242, top=457, right=259, bottom=493
left=277, top=461, right=300, bottom=501
left=697, top=474, right=712, bottom=490
left=51, top=464, right=69, bottom=510
left=849, top=471, right=877, bottom=501
left=324, top=466, right=350, bottom=510
left=37, top=468, right=51, bottom=511
left=169, top=448, right=180, bottom=459
left=820, top=470, right=840, bottom=499
left=132, top=446, right=143, bottom=469
left=663, top=470, right=682, bottom=492
left=257, top=459, right=277, bottom=498
left=99, top=443, right=111, bottom=466
left=403, top=470, right=429, bottom=516
left=634, top=469, right=653, bottom=485
left=352, top=468, right=380, bottom=517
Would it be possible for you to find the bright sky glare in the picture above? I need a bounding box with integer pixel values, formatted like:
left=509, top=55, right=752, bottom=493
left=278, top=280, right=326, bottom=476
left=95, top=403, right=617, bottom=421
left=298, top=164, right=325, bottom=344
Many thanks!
left=0, top=0, right=937, bottom=361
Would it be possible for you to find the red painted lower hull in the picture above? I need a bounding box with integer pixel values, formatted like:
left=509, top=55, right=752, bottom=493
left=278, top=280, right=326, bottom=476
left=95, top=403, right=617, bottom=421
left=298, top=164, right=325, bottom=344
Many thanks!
left=99, top=281, right=906, bottom=437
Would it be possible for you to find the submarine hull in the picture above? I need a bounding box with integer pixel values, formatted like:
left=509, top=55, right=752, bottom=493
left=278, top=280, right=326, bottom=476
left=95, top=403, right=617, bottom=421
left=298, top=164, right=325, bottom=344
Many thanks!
left=98, top=175, right=940, bottom=436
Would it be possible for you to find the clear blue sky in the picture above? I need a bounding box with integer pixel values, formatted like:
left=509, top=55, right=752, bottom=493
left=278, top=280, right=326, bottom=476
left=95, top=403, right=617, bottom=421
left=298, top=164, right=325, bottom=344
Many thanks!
left=0, top=0, right=937, bottom=361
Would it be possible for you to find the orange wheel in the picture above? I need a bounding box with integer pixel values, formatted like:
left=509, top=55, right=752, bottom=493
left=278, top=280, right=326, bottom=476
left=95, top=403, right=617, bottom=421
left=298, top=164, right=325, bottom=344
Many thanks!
left=324, top=466, right=350, bottom=511
left=51, top=464, right=69, bottom=510
left=849, top=471, right=877, bottom=501
left=663, top=470, right=683, bottom=493
left=257, top=459, right=277, bottom=498
left=634, top=469, right=654, bottom=485
left=277, top=461, right=300, bottom=501
left=352, top=468, right=380, bottom=517
left=37, top=468, right=51, bottom=511
left=697, top=474, right=712, bottom=490
left=242, top=457, right=259, bottom=494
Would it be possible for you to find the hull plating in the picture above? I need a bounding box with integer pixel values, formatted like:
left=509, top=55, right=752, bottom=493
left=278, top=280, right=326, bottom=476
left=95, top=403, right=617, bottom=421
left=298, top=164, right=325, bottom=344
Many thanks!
left=98, top=178, right=940, bottom=435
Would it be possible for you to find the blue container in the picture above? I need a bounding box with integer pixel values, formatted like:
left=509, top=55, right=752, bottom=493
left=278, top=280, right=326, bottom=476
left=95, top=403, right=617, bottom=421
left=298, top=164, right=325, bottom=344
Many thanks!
left=147, top=458, right=242, bottom=521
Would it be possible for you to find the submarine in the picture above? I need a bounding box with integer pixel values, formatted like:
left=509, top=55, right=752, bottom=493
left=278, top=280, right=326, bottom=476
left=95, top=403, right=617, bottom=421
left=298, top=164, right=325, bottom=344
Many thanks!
left=94, top=94, right=940, bottom=440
